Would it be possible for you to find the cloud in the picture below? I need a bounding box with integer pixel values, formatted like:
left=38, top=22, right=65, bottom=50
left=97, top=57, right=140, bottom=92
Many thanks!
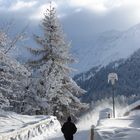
left=9, top=0, right=38, bottom=11
left=68, top=0, right=108, bottom=12
left=1, top=0, right=140, bottom=64
left=67, top=0, right=140, bottom=11
left=56, top=0, right=140, bottom=20
left=0, top=0, right=139, bottom=23
left=0, top=0, right=140, bottom=38
left=30, top=1, right=58, bottom=20
left=30, top=4, right=49, bottom=20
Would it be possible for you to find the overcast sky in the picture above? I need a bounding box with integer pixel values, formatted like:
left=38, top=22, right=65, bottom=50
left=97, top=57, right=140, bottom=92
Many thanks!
left=1, top=0, right=140, bottom=51
left=1, top=0, right=140, bottom=31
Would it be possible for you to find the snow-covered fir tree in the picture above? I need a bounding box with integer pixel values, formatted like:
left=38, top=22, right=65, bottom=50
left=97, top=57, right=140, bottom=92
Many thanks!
left=28, top=3, right=88, bottom=121
left=21, top=74, right=49, bottom=115
left=0, top=50, right=30, bottom=112
left=0, top=24, right=33, bottom=113
left=0, top=29, right=10, bottom=53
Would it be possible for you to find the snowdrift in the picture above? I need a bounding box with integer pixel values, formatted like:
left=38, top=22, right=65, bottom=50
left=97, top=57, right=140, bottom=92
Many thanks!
left=96, top=110, right=140, bottom=140
left=0, top=110, right=61, bottom=140
left=123, top=100, right=140, bottom=116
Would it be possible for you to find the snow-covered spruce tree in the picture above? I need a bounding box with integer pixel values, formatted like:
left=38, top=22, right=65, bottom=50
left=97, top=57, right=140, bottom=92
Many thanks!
left=0, top=30, right=10, bottom=53
left=28, top=3, right=88, bottom=121
left=0, top=50, right=31, bottom=112
left=21, top=73, right=49, bottom=115
left=0, top=29, right=30, bottom=112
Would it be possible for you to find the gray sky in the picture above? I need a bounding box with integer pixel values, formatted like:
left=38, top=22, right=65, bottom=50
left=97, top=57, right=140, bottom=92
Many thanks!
left=1, top=0, right=140, bottom=51
left=0, top=0, right=140, bottom=31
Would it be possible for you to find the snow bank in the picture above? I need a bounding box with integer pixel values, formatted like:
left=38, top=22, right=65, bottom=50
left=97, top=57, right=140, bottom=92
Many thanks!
left=96, top=110, right=140, bottom=140
left=0, top=110, right=61, bottom=140
left=76, top=99, right=127, bottom=130
left=123, top=100, right=140, bottom=115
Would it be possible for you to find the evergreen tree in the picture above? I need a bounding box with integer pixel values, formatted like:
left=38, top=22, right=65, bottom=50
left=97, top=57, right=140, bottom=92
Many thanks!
left=28, top=3, right=88, bottom=121
left=21, top=75, right=49, bottom=115
left=0, top=30, right=9, bottom=52
left=0, top=51, right=30, bottom=112
left=0, top=25, right=30, bottom=112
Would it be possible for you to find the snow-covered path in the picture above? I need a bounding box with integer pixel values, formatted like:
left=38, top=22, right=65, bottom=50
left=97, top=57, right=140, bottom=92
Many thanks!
left=48, top=129, right=102, bottom=140
left=96, top=111, right=140, bottom=140
left=48, top=129, right=89, bottom=140
left=0, top=110, right=61, bottom=140
left=48, top=109, right=140, bottom=140
left=1, top=101, right=140, bottom=140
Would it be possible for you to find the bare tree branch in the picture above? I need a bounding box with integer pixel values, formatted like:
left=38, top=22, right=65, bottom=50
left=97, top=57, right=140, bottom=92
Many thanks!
left=4, top=24, right=29, bottom=54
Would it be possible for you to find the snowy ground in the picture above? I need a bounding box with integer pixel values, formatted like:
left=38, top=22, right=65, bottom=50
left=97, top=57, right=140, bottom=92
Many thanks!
left=96, top=110, right=140, bottom=140
left=0, top=109, right=102, bottom=140
left=48, top=128, right=102, bottom=140
left=0, top=101, right=140, bottom=140
left=0, top=109, right=61, bottom=140
left=47, top=110, right=140, bottom=140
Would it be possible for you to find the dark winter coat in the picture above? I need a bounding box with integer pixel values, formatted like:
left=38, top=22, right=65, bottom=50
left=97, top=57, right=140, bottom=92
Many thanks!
left=61, top=119, right=77, bottom=140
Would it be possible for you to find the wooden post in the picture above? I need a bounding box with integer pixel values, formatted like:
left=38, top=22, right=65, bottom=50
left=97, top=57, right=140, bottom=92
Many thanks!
left=90, top=125, right=95, bottom=140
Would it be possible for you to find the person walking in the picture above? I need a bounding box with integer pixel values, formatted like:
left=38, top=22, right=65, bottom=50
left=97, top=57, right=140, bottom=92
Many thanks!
left=61, top=116, right=77, bottom=140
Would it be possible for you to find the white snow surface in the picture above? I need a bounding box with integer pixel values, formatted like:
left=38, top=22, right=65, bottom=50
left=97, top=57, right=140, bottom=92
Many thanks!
left=96, top=110, right=140, bottom=140
left=73, top=23, right=140, bottom=74
left=0, top=110, right=61, bottom=140
left=47, top=111, right=140, bottom=140
left=0, top=100, right=140, bottom=140
left=123, top=100, right=140, bottom=115
left=48, top=101, right=140, bottom=140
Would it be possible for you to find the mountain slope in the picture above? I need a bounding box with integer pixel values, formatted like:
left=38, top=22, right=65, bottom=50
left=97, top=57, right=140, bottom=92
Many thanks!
left=74, top=49, right=140, bottom=102
left=72, top=23, right=140, bottom=74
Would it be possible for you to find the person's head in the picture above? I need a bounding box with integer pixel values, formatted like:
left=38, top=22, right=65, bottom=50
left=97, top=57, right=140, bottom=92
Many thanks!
left=67, top=116, right=71, bottom=122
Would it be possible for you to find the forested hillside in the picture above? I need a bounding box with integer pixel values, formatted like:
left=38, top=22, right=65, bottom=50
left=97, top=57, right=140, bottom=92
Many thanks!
left=74, top=49, right=140, bottom=103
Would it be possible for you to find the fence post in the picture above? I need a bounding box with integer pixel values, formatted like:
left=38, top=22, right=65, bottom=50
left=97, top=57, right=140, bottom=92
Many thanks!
left=90, top=125, right=95, bottom=140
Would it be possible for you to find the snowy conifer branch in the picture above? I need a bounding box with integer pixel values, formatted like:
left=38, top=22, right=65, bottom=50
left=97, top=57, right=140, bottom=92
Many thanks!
left=26, top=2, right=88, bottom=121
left=4, top=24, right=28, bottom=54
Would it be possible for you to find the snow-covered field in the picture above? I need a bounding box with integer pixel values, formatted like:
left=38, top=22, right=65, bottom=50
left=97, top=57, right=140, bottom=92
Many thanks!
left=48, top=111, right=140, bottom=140
left=48, top=101, right=140, bottom=140
left=0, top=100, right=140, bottom=140
left=96, top=110, right=140, bottom=140
left=0, top=109, right=61, bottom=140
